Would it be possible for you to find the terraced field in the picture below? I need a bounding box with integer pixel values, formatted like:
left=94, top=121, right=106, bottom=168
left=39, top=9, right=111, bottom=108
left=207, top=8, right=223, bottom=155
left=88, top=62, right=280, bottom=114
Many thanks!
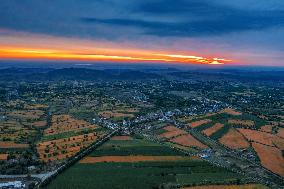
left=46, top=135, right=245, bottom=189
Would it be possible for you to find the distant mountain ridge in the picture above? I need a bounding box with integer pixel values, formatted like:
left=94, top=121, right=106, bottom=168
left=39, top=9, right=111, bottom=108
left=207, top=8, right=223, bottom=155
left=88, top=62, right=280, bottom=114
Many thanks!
left=0, top=68, right=162, bottom=82
left=0, top=67, right=283, bottom=83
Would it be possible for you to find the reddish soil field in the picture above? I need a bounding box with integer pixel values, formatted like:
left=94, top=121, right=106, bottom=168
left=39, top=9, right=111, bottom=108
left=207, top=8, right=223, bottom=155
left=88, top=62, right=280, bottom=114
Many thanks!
left=260, top=125, right=273, bottom=133
left=220, top=108, right=242, bottom=116
left=252, top=142, right=284, bottom=176
left=170, top=134, right=207, bottom=149
left=44, top=115, right=98, bottom=135
left=0, top=154, right=8, bottom=161
left=111, top=136, right=133, bottom=140
left=37, top=133, right=99, bottom=162
left=159, top=126, right=187, bottom=139
left=277, top=128, right=284, bottom=138
left=0, top=141, right=29, bottom=149
left=203, top=112, right=217, bottom=117
left=228, top=119, right=254, bottom=127
left=32, top=121, right=47, bottom=127
left=188, top=119, right=211, bottom=128
left=273, top=140, right=284, bottom=150
left=79, top=155, right=196, bottom=163
left=237, top=128, right=284, bottom=150
left=202, top=123, right=224, bottom=136
left=164, top=125, right=180, bottom=131
left=219, top=128, right=250, bottom=149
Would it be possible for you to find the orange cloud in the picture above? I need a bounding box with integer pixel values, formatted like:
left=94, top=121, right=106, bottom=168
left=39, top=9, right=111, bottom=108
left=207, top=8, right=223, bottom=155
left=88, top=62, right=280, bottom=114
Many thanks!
left=0, top=31, right=233, bottom=65
left=0, top=46, right=232, bottom=65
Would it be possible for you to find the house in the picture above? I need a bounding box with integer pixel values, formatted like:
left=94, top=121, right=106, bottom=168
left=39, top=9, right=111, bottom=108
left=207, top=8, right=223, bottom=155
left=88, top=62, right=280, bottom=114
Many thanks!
left=0, top=181, right=25, bottom=188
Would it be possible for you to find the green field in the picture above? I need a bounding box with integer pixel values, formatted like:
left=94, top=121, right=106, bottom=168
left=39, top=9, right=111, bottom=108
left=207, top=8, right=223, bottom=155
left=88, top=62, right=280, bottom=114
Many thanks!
left=45, top=136, right=245, bottom=189
left=46, top=161, right=244, bottom=189
left=89, top=138, right=185, bottom=156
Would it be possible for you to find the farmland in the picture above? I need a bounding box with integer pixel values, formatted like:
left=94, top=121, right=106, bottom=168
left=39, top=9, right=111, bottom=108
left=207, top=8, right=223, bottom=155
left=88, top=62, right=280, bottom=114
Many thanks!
left=0, top=100, right=49, bottom=174
left=46, top=135, right=244, bottom=189
left=0, top=153, right=8, bottom=161
left=158, top=125, right=187, bottom=138
left=37, top=133, right=98, bottom=162
left=228, top=120, right=254, bottom=128
left=169, top=134, right=208, bottom=149
left=0, top=67, right=283, bottom=188
left=37, top=114, right=110, bottom=163
left=202, top=123, right=224, bottom=137
left=237, top=128, right=284, bottom=149
left=219, top=128, right=250, bottom=149
left=188, top=119, right=212, bottom=128
left=97, top=102, right=140, bottom=122
left=175, top=108, right=284, bottom=177
left=251, top=142, right=284, bottom=176
left=0, top=95, right=110, bottom=174
left=155, top=124, right=208, bottom=151
left=0, top=101, right=47, bottom=146
left=44, top=115, right=98, bottom=136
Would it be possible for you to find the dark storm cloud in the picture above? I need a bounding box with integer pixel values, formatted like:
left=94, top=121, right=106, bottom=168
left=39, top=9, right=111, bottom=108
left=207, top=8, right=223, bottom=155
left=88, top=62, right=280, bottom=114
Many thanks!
left=134, top=0, right=226, bottom=15
left=81, top=0, right=284, bottom=37
left=82, top=11, right=284, bottom=37
left=0, top=0, right=283, bottom=38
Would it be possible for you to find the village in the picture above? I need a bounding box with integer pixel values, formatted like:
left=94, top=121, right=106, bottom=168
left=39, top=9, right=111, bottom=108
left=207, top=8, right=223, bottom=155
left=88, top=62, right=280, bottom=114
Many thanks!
left=0, top=70, right=283, bottom=188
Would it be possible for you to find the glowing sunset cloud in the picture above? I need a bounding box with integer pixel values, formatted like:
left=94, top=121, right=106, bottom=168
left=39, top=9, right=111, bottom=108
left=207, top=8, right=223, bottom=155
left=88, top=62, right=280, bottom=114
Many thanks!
left=0, top=46, right=232, bottom=65
left=0, top=1, right=284, bottom=67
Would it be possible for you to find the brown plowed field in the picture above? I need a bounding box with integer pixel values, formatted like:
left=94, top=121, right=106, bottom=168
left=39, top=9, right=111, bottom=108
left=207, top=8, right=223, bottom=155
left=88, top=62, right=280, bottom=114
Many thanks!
left=219, top=128, right=249, bottom=149
left=237, top=128, right=284, bottom=149
left=252, top=142, right=284, bottom=176
left=277, top=128, right=284, bottom=138
left=188, top=119, right=211, bottom=128
left=220, top=108, right=242, bottom=116
left=159, top=126, right=187, bottom=139
left=0, top=141, right=29, bottom=149
left=164, top=125, right=180, bottom=131
left=202, top=123, right=224, bottom=136
left=0, top=154, right=8, bottom=161
left=170, top=134, right=207, bottom=149
left=260, top=125, right=273, bottom=133
left=32, top=121, right=47, bottom=127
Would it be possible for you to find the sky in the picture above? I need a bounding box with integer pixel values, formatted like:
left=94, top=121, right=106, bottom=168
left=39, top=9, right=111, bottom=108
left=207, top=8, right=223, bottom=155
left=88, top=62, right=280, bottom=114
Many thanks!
left=0, top=0, right=284, bottom=66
